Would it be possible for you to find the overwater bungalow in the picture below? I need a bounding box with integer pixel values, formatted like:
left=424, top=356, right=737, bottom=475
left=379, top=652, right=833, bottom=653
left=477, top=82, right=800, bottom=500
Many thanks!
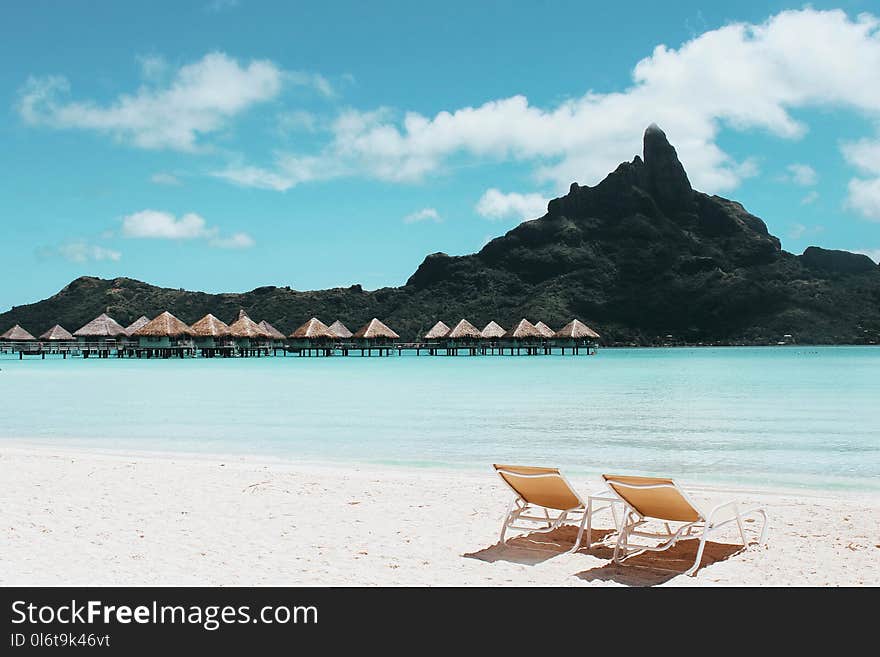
left=227, top=310, right=270, bottom=356
left=423, top=321, right=450, bottom=355
left=447, top=319, right=482, bottom=355
left=190, top=314, right=232, bottom=357
left=34, top=324, right=74, bottom=357
left=125, top=316, right=150, bottom=337
left=448, top=319, right=481, bottom=340
left=39, top=324, right=73, bottom=342
left=534, top=321, right=555, bottom=338
left=481, top=321, right=506, bottom=340
left=534, top=321, right=556, bottom=354
left=424, top=321, right=450, bottom=341
left=502, top=319, right=543, bottom=355
left=132, top=311, right=194, bottom=358
left=72, top=313, right=127, bottom=357
left=353, top=318, right=399, bottom=356
left=289, top=318, right=336, bottom=355
left=552, top=319, right=600, bottom=355
left=119, top=316, right=150, bottom=353
left=328, top=320, right=353, bottom=340
left=73, top=313, right=127, bottom=341
left=259, top=320, right=287, bottom=352
left=480, top=320, right=506, bottom=355
left=0, top=324, right=37, bottom=358
left=1, top=324, right=36, bottom=342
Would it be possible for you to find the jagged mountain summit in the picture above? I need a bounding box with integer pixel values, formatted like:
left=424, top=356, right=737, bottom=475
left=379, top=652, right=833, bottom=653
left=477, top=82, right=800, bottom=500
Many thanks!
left=3, top=126, right=879, bottom=345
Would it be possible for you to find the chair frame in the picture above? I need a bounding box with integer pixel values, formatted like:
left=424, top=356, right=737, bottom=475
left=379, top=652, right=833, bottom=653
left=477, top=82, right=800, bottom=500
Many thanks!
left=495, top=467, right=619, bottom=552
left=605, top=478, right=769, bottom=576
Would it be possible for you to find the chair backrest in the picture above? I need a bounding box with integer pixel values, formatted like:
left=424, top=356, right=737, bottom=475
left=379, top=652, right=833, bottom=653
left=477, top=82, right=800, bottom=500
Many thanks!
left=602, top=474, right=702, bottom=522
left=493, top=464, right=583, bottom=511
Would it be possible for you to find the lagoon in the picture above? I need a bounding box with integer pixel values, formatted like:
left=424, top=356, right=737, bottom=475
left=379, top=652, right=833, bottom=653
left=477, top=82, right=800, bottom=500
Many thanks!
left=1, top=346, right=878, bottom=491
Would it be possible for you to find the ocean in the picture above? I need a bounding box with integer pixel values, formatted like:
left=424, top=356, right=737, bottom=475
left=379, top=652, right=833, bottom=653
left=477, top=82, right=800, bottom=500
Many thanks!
left=1, top=346, right=878, bottom=491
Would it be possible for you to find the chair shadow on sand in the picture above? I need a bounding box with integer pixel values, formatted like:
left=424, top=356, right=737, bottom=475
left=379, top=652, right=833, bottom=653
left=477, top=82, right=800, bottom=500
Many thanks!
left=464, top=524, right=745, bottom=585
left=463, top=525, right=618, bottom=566
left=574, top=538, right=746, bottom=586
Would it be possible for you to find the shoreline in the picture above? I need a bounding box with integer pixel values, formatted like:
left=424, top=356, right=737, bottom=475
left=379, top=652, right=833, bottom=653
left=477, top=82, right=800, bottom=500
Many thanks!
left=1, top=439, right=876, bottom=500
left=2, top=443, right=878, bottom=586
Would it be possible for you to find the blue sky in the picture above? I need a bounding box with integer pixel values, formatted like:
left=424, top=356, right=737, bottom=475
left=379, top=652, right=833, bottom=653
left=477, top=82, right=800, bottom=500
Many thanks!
left=2, top=1, right=880, bottom=312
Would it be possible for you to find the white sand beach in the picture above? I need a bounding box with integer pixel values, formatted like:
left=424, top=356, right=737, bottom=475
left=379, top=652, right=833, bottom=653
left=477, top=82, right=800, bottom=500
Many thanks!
left=1, top=443, right=877, bottom=586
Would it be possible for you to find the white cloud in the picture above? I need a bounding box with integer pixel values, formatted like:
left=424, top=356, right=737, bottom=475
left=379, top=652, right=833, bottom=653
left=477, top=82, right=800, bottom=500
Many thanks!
left=287, top=72, right=335, bottom=98
left=403, top=208, right=441, bottom=224
left=734, top=158, right=760, bottom=181
left=842, top=138, right=880, bottom=215
left=277, top=110, right=318, bottom=134
left=785, top=163, right=818, bottom=186
left=213, top=153, right=333, bottom=191
left=122, top=210, right=210, bottom=239
left=120, top=210, right=254, bottom=247
left=54, top=241, right=121, bottom=263
left=209, top=232, right=255, bottom=249
left=212, top=166, right=293, bottom=191
left=787, top=223, right=824, bottom=240
left=842, top=137, right=880, bottom=174
left=150, top=172, right=181, bottom=186
left=846, top=178, right=880, bottom=220
left=137, top=55, right=167, bottom=82
left=213, top=9, right=880, bottom=195
left=801, top=190, right=819, bottom=205
left=788, top=223, right=806, bottom=239
left=18, top=52, right=284, bottom=151
left=475, top=188, right=549, bottom=221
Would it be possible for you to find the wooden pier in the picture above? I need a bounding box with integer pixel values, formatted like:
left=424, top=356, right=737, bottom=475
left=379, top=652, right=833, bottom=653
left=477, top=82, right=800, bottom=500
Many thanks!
left=1, top=339, right=597, bottom=360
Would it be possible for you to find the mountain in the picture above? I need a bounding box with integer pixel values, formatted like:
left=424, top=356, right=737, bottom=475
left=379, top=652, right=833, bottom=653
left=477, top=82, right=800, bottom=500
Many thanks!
left=3, top=125, right=880, bottom=345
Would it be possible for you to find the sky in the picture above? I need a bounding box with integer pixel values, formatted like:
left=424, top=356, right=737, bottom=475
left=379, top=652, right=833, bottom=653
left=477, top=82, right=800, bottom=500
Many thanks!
left=2, top=1, right=880, bottom=312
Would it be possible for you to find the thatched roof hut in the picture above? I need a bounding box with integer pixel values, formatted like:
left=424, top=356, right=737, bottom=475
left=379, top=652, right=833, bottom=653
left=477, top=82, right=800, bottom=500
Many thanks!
left=190, top=314, right=230, bottom=337
left=503, top=319, right=542, bottom=339
left=534, top=321, right=555, bottom=338
left=39, top=324, right=73, bottom=341
left=290, top=318, right=335, bottom=340
left=447, top=319, right=482, bottom=340
left=424, top=321, right=450, bottom=340
left=124, top=316, right=150, bottom=337
left=227, top=310, right=269, bottom=339
left=1, top=324, right=36, bottom=341
left=133, top=311, right=193, bottom=338
left=353, top=318, right=399, bottom=340
left=73, top=313, right=127, bottom=339
left=328, top=320, right=353, bottom=339
left=259, top=320, right=287, bottom=340
left=480, top=321, right=506, bottom=339
left=553, top=319, right=600, bottom=340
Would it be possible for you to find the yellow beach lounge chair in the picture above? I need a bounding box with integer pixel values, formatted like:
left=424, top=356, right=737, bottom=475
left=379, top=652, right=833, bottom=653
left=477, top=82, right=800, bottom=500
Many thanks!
left=602, top=474, right=769, bottom=576
left=494, top=464, right=617, bottom=552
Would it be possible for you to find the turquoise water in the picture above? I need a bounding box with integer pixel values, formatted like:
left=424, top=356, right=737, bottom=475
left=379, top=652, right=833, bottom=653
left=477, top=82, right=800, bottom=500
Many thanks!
left=0, top=347, right=878, bottom=491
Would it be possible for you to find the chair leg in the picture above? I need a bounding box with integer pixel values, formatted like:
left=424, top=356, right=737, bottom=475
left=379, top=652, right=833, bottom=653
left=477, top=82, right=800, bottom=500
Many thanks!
left=735, top=513, right=747, bottom=546
left=568, top=510, right=588, bottom=554
left=586, top=498, right=593, bottom=549
left=613, top=513, right=633, bottom=564
left=500, top=498, right=516, bottom=544
left=756, top=510, right=769, bottom=545
left=686, top=533, right=709, bottom=576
